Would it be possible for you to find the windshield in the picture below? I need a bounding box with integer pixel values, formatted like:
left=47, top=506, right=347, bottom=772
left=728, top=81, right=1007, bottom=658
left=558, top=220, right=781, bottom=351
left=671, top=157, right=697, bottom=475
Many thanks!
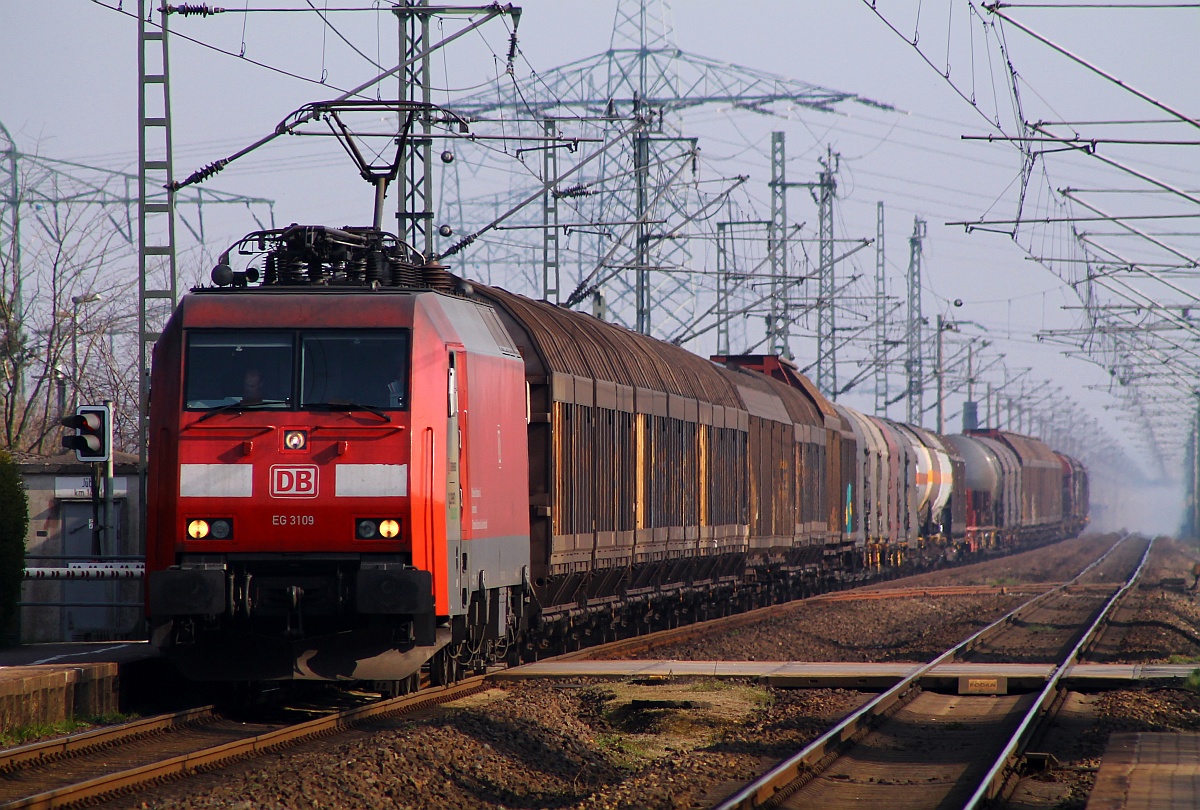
left=302, top=332, right=410, bottom=409
left=184, top=329, right=410, bottom=411
left=185, top=332, right=293, bottom=409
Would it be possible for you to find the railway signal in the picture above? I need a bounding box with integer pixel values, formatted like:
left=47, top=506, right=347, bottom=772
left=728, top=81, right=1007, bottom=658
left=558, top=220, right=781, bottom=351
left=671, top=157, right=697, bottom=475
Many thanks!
left=61, top=403, right=111, bottom=463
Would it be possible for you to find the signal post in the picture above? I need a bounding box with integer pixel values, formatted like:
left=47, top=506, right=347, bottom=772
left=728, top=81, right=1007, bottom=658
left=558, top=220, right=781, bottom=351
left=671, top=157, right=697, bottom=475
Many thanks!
left=61, top=401, right=114, bottom=556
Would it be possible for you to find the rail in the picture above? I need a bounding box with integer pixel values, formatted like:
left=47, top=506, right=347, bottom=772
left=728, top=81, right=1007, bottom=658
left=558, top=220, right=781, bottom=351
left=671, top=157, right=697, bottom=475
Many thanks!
left=541, top=583, right=1051, bottom=664
left=962, top=535, right=1154, bottom=808
left=0, top=706, right=214, bottom=773
left=713, top=532, right=1138, bottom=810
left=0, top=677, right=487, bottom=810
left=806, top=583, right=1058, bottom=602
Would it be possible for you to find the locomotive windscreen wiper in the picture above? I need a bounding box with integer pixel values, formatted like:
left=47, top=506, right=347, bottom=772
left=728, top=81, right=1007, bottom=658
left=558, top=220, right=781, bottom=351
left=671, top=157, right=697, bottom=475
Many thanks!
left=194, top=399, right=290, bottom=424
left=304, top=400, right=392, bottom=423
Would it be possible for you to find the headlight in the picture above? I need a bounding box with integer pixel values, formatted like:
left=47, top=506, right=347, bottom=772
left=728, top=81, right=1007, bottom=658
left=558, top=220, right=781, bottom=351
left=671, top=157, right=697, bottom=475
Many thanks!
left=356, top=518, right=402, bottom=540
left=187, top=518, right=233, bottom=540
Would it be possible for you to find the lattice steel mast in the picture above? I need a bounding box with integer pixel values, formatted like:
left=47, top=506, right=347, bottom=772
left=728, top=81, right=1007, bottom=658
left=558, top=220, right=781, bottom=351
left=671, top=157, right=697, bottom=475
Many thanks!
left=768, top=132, right=796, bottom=358
left=874, top=201, right=887, bottom=416
left=814, top=146, right=838, bottom=396
left=542, top=118, right=560, bottom=303
left=395, top=2, right=435, bottom=257
left=905, top=216, right=926, bottom=426
left=138, top=1, right=179, bottom=535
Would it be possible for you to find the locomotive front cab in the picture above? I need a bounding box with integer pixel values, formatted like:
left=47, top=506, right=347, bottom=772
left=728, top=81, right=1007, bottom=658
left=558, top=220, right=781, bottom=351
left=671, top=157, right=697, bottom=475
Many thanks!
left=147, top=291, right=445, bottom=682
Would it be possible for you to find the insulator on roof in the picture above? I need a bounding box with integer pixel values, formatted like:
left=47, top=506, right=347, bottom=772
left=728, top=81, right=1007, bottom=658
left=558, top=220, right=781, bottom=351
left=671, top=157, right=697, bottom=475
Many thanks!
left=205, top=225, right=478, bottom=294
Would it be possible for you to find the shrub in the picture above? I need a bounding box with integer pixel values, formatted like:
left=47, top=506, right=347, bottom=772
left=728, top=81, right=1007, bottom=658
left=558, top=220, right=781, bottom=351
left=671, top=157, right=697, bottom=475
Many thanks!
left=0, top=451, right=28, bottom=642
left=1185, top=668, right=1200, bottom=694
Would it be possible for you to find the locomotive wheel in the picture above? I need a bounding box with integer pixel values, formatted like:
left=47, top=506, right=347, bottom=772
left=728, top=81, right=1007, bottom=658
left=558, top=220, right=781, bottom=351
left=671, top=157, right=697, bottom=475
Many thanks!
left=429, top=648, right=461, bottom=686
left=375, top=674, right=419, bottom=698
left=431, top=652, right=450, bottom=686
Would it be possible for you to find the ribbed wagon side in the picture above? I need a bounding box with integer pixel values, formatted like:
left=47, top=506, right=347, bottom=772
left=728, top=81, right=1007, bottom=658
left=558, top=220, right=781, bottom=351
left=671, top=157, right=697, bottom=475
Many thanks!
left=477, top=287, right=751, bottom=619
left=971, top=430, right=1064, bottom=538
left=477, top=288, right=859, bottom=648
left=1056, top=451, right=1090, bottom=535
left=709, top=355, right=845, bottom=554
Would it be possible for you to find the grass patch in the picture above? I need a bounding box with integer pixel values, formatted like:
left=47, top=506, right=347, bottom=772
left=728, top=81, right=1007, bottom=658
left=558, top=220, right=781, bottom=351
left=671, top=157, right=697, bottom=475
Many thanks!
left=594, top=732, right=651, bottom=770
left=1165, top=655, right=1200, bottom=665
left=0, top=719, right=89, bottom=748
left=685, top=680, right=774, bottom=706
left=0, top=712, right=132, bottom=749
left=685, top=679, right=736, bottom=693
left=989, top=576, right=1023, bottom=587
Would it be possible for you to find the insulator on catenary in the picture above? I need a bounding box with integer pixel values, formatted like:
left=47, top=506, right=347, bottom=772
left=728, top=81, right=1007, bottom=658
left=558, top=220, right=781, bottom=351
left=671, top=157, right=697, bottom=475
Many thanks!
left=440, top=233, right=476, bottom=258
left=505, top=32, right=518, bottom=71
left=553, top=183, right=593, bottom=199
left=165, top=4, right=226, bottom=16
left=168, top=158, right=229, bottom=191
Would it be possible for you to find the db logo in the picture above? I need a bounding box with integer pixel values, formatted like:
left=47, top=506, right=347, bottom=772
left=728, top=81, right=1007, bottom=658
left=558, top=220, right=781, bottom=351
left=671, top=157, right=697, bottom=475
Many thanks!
left=270, top=465, right=319, bottom=498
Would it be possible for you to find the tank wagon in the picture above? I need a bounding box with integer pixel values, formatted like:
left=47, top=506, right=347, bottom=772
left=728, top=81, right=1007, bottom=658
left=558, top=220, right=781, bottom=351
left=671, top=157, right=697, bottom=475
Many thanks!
left=145, top=223, right=1088, bottom=684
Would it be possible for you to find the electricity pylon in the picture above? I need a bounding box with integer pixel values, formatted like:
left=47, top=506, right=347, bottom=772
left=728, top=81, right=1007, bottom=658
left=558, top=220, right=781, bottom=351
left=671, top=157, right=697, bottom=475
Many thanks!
left=445, top=0, right=885, bottom=345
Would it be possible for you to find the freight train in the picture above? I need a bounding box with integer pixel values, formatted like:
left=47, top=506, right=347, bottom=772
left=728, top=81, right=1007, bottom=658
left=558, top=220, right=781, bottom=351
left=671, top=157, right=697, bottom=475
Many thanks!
left=145, top=223, right=1089, bottom=686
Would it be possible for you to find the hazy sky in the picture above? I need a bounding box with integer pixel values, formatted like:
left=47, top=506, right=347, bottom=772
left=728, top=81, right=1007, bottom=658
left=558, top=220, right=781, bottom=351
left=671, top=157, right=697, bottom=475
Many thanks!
left=4, top=1, right=1198, bottom=507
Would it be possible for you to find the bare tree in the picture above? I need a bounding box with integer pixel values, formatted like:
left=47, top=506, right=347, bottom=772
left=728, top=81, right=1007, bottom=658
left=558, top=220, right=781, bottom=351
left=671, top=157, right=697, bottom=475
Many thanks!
left=1, top=159, right=138, bottom=454
left=2, top=127, right=272, bottom=455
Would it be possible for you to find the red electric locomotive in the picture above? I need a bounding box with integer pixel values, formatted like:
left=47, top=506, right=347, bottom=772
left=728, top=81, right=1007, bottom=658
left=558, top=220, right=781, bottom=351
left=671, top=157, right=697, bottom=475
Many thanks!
left=146, top=225, right=530, bottom=684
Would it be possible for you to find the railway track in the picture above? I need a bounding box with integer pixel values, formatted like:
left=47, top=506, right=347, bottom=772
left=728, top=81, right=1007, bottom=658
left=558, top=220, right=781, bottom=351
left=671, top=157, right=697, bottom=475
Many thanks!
left=809, top=583, right=1058, bottom=602
left=0, top=679, right=487, bottom=810
left=552, top=536, right=1125, bottom=665
left=557, top=583, right=1065, bottom=664
left=0, top=580, right=1042, bottom=810
left=0, top=534, right=1136, bottom=809
left=713, top=533, right=1152, bottom=810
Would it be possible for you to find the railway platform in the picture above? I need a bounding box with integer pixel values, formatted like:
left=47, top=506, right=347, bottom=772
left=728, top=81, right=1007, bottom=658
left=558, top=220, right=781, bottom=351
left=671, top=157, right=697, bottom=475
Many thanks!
left=1087, top=733, right=1200, bottom=809
left=0, top=663, right=118, bottom=731
left=0, top=642, right=164, bottom=729
left=496, top=659, right=1200, bottom=692
left=0, top=640, right=156, bottom=669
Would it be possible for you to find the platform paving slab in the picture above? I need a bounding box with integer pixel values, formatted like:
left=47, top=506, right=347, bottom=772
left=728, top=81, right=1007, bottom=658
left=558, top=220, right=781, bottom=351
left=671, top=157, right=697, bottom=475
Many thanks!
left=1087, top=732, right=1200, bottom=810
